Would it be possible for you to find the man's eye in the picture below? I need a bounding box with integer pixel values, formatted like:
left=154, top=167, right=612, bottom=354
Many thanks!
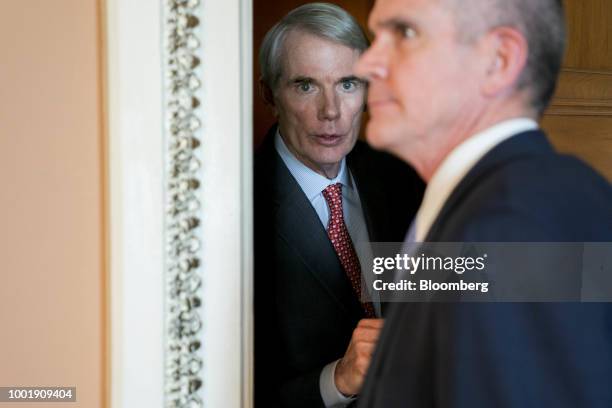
left=297, top=82, right=313, bottom=92
left=341, top=81, right=356, bottom=91
left=394, top=24, right=416, bottom=40
left=401, top=26, right=416, bottom=39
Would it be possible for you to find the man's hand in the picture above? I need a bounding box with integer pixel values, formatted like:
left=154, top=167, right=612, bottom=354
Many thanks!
left=334, top=318, right=384, bottom=396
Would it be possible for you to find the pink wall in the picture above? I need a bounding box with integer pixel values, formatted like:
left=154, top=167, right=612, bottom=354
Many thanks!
left=0, top=0, right=106, bottom=406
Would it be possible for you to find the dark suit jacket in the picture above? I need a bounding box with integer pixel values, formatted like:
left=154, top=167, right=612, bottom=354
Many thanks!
left=254, top=127, right=424, bottom=408
left=359, top=130, right=612, bottom=408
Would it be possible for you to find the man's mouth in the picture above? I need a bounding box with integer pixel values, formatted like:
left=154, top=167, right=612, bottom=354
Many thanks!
left=313, top=133, right=344, bottom=145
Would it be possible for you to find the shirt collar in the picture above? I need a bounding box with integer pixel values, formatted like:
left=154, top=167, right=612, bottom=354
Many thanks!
left=274, top=129, right=352, bottom=201
left=415, top=117, right=538, bottom=241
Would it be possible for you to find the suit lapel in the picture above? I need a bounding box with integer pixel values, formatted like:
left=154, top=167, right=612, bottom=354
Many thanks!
left=347, top=149, right=388, bottom=243
left=347, top=145, right=394, bottom=316
left=426, top=130, right=554, bottom=241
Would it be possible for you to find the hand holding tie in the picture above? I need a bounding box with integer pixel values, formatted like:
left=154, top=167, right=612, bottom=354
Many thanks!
left=334, top=318, right=384, bottom=396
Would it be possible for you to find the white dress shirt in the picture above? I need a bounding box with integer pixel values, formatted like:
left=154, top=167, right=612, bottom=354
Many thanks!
left=414, top=118, right=539, bottom=241
left=275, top=131, right=370, bottom=407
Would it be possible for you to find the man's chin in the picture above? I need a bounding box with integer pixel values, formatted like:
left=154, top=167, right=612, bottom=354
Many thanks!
left=365, top=120, right=395, bottom=152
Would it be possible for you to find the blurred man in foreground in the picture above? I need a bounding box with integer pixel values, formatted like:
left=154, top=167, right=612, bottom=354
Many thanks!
left=354, top=0, right=612, bottom=406
left=254, top=3, right=423, bottom=407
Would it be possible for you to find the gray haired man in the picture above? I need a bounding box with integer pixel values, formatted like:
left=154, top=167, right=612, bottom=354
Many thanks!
left=355, top=0, right=612, bottom=406
left=254, top=3, right=423, bottom=407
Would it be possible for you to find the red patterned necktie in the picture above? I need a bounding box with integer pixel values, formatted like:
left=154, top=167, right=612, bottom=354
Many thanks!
left=322, top=183, right=376, bottom=318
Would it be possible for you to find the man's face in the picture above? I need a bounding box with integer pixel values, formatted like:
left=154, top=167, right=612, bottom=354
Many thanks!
left=355, top=0, right=486, bottom=172
left=273, top=30, right=366, bottom=178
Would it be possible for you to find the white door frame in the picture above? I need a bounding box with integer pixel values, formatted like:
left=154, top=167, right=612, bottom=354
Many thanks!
left=105, top=0, right=253, bottom=406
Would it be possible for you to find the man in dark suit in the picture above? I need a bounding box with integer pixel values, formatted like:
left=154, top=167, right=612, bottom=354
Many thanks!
left=354, top=0, right=612, bottom=406
left=254, top=3, right=423, bottom=407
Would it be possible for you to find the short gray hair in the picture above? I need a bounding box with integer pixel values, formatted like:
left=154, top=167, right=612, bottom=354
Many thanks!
left=259, top=2, right=369, bottom=91
left=449, top=0, right=566, bottom=115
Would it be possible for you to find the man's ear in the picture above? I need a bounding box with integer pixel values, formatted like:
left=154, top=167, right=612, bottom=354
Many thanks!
left=259, top=78, right=278, bottom=117
left=481, top=26, right=528, bottom=97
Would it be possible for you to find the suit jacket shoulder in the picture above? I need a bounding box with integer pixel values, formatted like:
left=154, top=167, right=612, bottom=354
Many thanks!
left=348, top=140, right=424, bottom=242
left=428, top=130, right=612, bottom=242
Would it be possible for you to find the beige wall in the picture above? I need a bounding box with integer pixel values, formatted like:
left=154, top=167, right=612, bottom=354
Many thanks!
left=0, top=0, right=106, bottom=407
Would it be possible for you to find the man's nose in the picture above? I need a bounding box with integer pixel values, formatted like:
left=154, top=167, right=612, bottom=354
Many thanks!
left=354, top=41, right=388, bottom=80
left=318, top=90, right=340, bottom=121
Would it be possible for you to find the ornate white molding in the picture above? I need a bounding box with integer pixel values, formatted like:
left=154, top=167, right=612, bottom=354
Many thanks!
left=107, top=0, right=253, bottom=406
left=163, top=0, right=205, bottom=407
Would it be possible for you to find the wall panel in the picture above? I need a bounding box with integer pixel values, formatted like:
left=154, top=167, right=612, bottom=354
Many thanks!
left=0, top=0, right=105, bottom=406
left=544, top=0, right=612, bottom=182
